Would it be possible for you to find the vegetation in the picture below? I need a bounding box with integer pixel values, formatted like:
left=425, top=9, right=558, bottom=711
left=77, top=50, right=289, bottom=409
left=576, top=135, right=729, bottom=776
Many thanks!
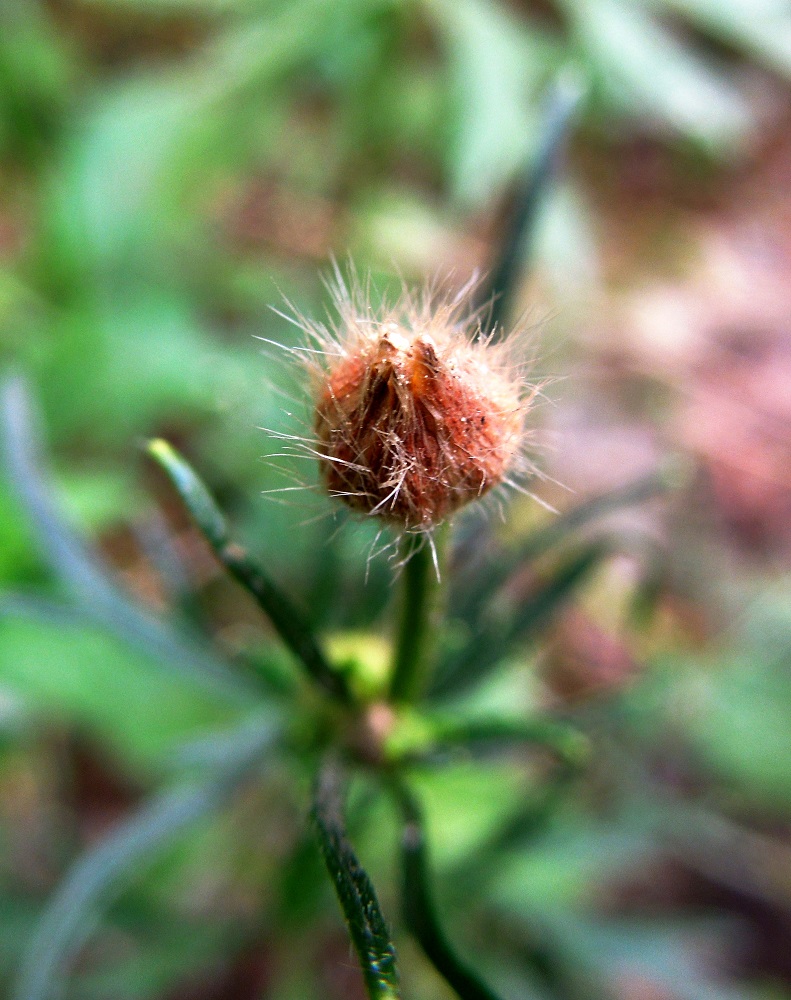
left=2, top=1, right=791, bottom=998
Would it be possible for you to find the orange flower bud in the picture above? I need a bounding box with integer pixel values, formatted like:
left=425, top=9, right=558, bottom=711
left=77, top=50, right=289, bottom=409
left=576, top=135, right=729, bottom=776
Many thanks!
left=270, top=270, right=542, bottom=535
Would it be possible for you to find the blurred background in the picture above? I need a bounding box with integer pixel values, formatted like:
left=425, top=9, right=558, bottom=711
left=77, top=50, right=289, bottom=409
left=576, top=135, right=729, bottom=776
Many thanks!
left=2, top=0, right=791, bottom=997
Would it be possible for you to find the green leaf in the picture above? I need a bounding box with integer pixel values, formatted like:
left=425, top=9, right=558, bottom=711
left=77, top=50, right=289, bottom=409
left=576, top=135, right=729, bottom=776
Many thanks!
left=12, top=718, right=277, bottom=1000
left=147, top=438, right=351, bottom=702
left=71, top=0, right=249, bottom=12
left=312, top=758, right=400, bottom=1000
left=44, top=0, right=389, bottom=278
left=427, top=0, right=558, bottom=207
left=656, top=0, right=791, bottom=79
left=477, top=68, right=587, bottom=336
left=0, top=374, right=255, bottom=704
left=74, top=922, right=235, bottom=1000
left=0, top=606, right=241, bottom=775
left=563, top=0, right=753, bottom=151
left=409, top=760, right=529, bottom=869
left=436, top=543, right=610, bottom=697
left=491, top=817, right=658, bottom=916
left=414, top=714, right=590, bottom=772
left=452, top=470, right=669, bottom=624
left=657, top=591, right=791, bottom=808
left=395, top=784, right=503, bottom=1000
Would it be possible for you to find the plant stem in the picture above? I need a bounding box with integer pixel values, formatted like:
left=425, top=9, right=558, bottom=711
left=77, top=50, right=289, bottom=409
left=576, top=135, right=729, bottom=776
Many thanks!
left=389, top=533, right=443, bottom=704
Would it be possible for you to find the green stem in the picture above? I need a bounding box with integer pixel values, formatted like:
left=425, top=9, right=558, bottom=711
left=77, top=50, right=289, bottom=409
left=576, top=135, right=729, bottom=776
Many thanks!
left=389, top=533, right=443, bottom=704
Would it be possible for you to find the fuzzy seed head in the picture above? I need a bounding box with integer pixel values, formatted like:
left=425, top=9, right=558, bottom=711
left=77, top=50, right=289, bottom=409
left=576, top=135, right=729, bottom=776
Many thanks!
left=275, top=272, right=540, bottom=534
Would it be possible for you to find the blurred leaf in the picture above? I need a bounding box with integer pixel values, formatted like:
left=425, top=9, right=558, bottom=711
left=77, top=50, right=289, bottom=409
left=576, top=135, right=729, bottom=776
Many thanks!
left=539, top=913, right=762, bottom=1000
left=426, top=0, right=558, bottom=207
left=657, top=0, right=791, bottom=78
left=12, top=717, right=276, bottom=1000
left=395, top=712, right=589, bottom=772
left=410, top=760, right=530, bottom=870
left=664, top=590, right=791, bottom=807
left=55, top=465, right=142, bottom=532
left=75, top=922, right=236, bottom=1000
left=0, top=1, right=73, bottom=163
left=396, top=784, right=502, bottom=1000
left=0, top=483, right=40, bottom=583
left=43, top=0, right=389, bottom=279
left=562, top=0, right=754, bottom=151
left=451, top=471, right=667, bottom=623
left=479, top=68, right=587, bottom=335
left=0, top=375, right=255, bottom=703
left=0, top=899, right=39, bottom=981
left=0, top=611, right=235, bottom=775
left=74, top=0, right=250, bottom=11
left=491, top=816, right=658, bottom=915
left=437, top=543, right=610, bottom=697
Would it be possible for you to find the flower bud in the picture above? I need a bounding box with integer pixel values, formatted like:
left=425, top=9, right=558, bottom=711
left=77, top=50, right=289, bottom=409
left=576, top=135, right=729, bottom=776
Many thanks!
left=276, top=273, right=539, bottom=534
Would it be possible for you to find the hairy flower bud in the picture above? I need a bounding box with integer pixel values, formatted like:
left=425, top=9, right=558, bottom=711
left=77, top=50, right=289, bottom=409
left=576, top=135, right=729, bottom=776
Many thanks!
left=270, top=271, right=540, bottom=535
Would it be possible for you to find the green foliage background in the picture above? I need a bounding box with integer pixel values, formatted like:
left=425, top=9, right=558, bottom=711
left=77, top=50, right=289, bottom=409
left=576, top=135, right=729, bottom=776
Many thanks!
left=2, top=0, right=791, bottom=998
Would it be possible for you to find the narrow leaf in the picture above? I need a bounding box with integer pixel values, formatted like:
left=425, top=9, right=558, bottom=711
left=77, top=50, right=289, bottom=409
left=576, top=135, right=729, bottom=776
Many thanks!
left=409, top=715, right=590, bottom=772
left=396, top=784, right=503, bottom=1000
left=0, top=375, right=254, bottom=704
left=478, top=68, right=586, bottom=336
left=147, top=438, right=351, bottom=702
left=453, top=470, right=669, bottom=622
left=657, top=0, right=791, bottom=80
left=13, top=720, right=276, bottom=1000
left=436, top=543, right=609, bottom=697
left=312, top=758, right=400, bottom=1000
left=563, top=0, right=753, bottom=150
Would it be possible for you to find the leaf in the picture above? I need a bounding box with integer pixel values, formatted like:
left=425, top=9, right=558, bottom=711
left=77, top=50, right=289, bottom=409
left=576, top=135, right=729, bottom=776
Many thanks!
left=490, top=817, right=658, bottom=916
left=451, top=470, right=668, bottom=624
left=74, top=923, right=234, bottom=1000
left=415, top=714, right=590, bottom=772
left=426, top=0, right=558, bottom=207
left=312, top=758, right=400, bottom=1000
left=395, top=784, right=503, bottom=1000
left=654, top=589, right=791, bottom=808
left=0, top=374, right=255, bottom=704
left=536, top=912, right=761, bottom=1000
left=562, top=0, right=754, bottom=151
left=409, top=760, right=530, bottom=870
left=12, top=718, right=277, bottom=1000
left=72, top=0, right=247, bottom=12
left=147, top=438, right=351, bottom=702
left=477, top=68, right=587, bottom=336
left=0, top=605, right=239, bottom=776
left=436, top=543, right=610, bottom=697
left=44, top=0, right=387, bottom=278
left=657, top=0, right=791, bottom=79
